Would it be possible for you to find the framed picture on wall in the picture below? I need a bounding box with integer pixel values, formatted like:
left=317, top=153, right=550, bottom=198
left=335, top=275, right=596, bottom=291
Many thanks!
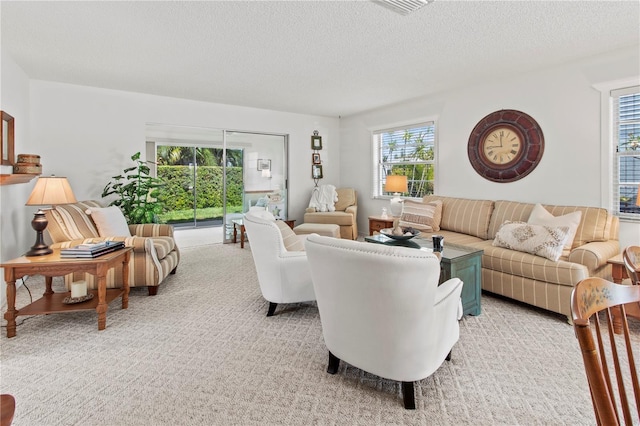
left=312, top=153, right=321, bottom=164
left=311, top=135, right=322, bottom=150
left=312, top=164, right=323, bottom=179
left=1, top=111, right=15, bottom=166
left=257, top=159, right=271, bottom=171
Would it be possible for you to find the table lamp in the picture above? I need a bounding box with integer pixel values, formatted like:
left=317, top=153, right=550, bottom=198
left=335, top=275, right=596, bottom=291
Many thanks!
left=25, top=176, right=77, bottom=256
left=384, top=175, right=408, bottom=217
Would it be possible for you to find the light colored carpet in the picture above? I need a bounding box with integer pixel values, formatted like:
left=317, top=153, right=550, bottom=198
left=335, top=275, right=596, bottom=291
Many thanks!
left=1, top=242, right=637, bottom=425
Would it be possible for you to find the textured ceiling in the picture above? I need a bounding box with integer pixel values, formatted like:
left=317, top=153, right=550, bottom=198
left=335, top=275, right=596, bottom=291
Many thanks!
left=1, top=1, right=639, bottom=117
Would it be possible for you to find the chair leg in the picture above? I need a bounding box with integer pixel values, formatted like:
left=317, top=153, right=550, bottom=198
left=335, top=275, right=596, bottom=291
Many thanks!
left=446, top=350, right=452, bottom=361
left=170, top=267, right=177, bottom=275
left=267, top=302, right=277, bottom=317
left=148, top=286, right=158, bottom=296
left=327, top=351, right=340, bottom=374
left=402, top=381, right=416, bottom=409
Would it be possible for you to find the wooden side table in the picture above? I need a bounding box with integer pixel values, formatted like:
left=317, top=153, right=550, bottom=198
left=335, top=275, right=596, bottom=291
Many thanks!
left=1, top=247, right=132, bottom=338
left=368, top=215, right=395, bottom=235
left=607, top=254, right=627, bottom=283
left=232, top=219, right=246, bottom=248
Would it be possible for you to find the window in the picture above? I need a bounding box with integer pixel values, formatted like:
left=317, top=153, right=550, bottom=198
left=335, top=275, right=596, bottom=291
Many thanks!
left=372, top=122, right=436, bottom=198
left=613, top=86, right=640, bottom=218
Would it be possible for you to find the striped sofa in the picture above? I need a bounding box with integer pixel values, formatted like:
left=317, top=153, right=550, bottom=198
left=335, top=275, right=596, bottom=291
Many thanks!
left=44, top=200, right=180, bottom=295
left=417, top=196, right=619, bottom=322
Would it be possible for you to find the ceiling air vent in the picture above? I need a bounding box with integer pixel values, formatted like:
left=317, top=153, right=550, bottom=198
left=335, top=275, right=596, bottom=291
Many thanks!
left=373, top=0, right=434, bottom=15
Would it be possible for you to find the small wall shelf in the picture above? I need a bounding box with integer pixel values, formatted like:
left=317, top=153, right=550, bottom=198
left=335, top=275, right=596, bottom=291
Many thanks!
left=0, top=174, right=38, bottom=185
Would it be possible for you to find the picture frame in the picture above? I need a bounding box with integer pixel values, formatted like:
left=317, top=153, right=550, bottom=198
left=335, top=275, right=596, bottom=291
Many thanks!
left=311, top=135, right=322, bottom=150
left=312, top=153, right=321, bottom=164
left=1, top=111, right=15, bottom=166
left=257, top=159, right=271, bottom=171
left=312, top=164, right=323, bottom=179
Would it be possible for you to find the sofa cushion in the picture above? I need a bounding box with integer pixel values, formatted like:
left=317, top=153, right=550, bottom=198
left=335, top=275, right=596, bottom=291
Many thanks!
left=45, top=200, right=102, bottom=243
left=334, top=188, right=356, bottom=212
left=304, top=211, right=354, bottom=226
left=86, top=206, right=132, bottom=237
left=493, top=221, right=570, bottom=261
left=422, top=196, right=494, bottom=239
left=398, top=199, right=442, bottom=232
left=488, top=201, right=611, bottom=248
left=275, top=220, right=305, bottom=251
left=528, top=204, right=581, bottom=255
left=480, top=240, right=590, bottom=287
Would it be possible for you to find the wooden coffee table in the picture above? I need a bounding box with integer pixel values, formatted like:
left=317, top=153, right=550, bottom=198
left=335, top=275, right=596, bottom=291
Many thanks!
left=2, top=247, right=132, bottom=338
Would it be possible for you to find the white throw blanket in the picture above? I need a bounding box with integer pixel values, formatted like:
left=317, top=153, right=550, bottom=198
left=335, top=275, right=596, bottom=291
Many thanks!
left=308, top=184, right=338, bottom=212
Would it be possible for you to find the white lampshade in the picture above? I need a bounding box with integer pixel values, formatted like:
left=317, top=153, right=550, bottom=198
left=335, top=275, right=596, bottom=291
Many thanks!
left=26, top=176, right=77, bottom=206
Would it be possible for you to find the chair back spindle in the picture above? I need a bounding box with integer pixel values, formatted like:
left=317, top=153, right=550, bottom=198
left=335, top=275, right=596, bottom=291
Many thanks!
left=571, top=277, right=640, bottom=425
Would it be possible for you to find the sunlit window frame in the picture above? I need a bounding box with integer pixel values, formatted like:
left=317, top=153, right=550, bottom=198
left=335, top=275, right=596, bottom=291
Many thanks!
left=371, top=121, right=437, bottom=200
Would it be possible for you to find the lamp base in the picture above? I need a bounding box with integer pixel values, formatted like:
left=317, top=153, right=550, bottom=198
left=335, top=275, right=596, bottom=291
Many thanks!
left=25, top=210, right=52, bottom=257
left=389, top=194, right=404, bottom=217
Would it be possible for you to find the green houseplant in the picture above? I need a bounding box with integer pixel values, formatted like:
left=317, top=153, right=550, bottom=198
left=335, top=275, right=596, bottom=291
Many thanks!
left=102, top=152, right=165, bottom=224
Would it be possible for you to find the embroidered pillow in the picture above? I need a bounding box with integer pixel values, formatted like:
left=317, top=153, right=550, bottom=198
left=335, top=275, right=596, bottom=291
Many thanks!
left=398, top=200, right=443, bottom=232
left=493, top=221, right=570, bottom=262
left=86, top=206, right=132, bottom=237
left=275, top=220, right=305, bottom=251
left=528, top=203, right=582, bottom=253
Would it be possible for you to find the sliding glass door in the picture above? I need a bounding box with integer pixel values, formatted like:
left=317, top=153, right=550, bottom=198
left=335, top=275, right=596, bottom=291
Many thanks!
left=147, top=125, right=287, bottom=243
left=155, top=145, right=243, bottom=228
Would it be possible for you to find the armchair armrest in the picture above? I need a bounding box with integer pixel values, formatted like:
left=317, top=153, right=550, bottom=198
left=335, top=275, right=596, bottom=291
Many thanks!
left=129, top=224, right=175, bottom=238
left=568, top=240, right=620, bottom=271
left=305, top=207, right=317, bottom=213
left=345, top=205, right=357, bottom=216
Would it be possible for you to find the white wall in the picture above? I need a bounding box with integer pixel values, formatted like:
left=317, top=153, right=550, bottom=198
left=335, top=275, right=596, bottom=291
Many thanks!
left=0, top=61, right=339, bottom=309
left=339, top=46, right=640, bottom=249
left=0, top=51, right=36, bottom=309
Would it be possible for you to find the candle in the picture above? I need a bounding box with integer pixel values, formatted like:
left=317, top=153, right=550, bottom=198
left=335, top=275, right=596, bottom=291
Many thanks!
left=71, top=280, right=87, bottom=298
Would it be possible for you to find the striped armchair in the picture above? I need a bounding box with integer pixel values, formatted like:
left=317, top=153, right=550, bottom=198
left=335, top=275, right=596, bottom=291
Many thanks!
left=44, top=200, right=180, bottom=295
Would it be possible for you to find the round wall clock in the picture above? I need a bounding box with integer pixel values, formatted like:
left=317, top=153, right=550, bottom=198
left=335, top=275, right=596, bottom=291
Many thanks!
left=467, top=109, right=544, bottom=182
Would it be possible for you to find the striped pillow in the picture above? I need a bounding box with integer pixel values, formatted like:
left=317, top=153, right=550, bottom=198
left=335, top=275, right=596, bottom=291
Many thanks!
left=398, top=200, right=443, bottom=232
left=275, top=220, right=305, bottom=251
left=45, top=201, right=102, bottom=243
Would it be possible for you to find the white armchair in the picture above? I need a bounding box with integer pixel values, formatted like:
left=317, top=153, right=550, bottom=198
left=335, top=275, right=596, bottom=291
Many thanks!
left=304, top=234, right=463, bottom=409
left=243, top=211, right=315, bottom=316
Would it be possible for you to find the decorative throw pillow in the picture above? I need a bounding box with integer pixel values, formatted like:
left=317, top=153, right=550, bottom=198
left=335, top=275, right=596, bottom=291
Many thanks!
left=527, top=204, right=582, bottom=253
left=86, top=206, right=132, bottom=237
left=275, top=220, right=305, bottom=251
left=493, top=221, right=570, bottom=262
left=398, top=200, right=443, bottom=232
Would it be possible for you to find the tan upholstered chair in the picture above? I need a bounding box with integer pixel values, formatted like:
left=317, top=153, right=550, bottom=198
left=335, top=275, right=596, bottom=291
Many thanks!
left=303, top=187, right=358, bottom=240
left=44, top=200, right=180, bottom=295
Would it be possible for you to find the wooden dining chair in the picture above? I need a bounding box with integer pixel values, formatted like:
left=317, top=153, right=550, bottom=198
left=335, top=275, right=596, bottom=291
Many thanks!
left=571, top=277, right=640, bottom=425
left=622, top=245, right=640, bottom=285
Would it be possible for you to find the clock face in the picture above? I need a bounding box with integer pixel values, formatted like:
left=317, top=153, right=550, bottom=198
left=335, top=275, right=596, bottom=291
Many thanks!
left=467, top=110, right=544, bottom=182
left=481, top=126, right=522, bottom=165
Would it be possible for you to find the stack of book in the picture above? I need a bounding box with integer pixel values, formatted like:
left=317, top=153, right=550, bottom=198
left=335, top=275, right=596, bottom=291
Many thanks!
left=60, top=241, right=125, bottom=258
